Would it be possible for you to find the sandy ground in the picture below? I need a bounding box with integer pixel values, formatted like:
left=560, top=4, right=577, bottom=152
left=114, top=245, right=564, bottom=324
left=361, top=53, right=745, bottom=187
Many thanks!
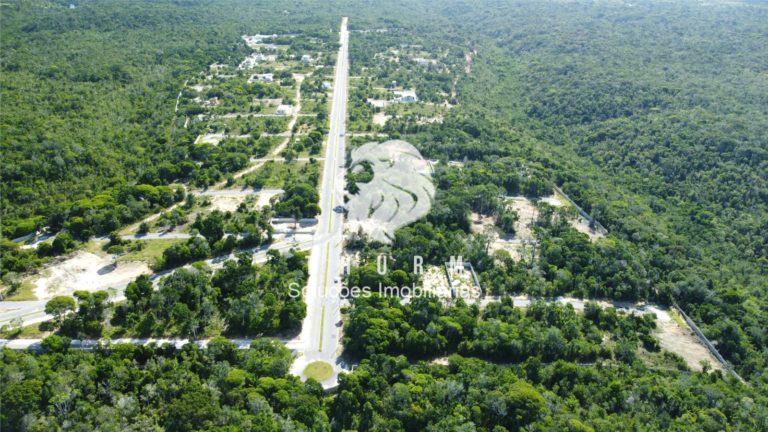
left=367, top=99, right=389, bottom=109
left=178, top=189, right=282, bottom=231
left=447, top=265, right=481, bottom=299
left=507, top=197, right=538, bottom=240
left=464, top=52, right=472, bottom=75
left=570, top=218, right=604, bottom=242
left=256, top=190, right=282, bottom=208
left=489, top=238, right=536, bottom=262
left=420, top=266, right=451, bottom=298
left=477, top=194, right=602, bottom=262
left=416, top=115, right=443, bottom=124
left=196, top=133, right=225, bottom=145
left=475, top=203, right=533, bottom=262
left=33, top=251, right=150, bottom=300
left=470, top=212, right=496, bottom=235
left=190, top=84, right=210, bottom=93
left=208, top=195, right=246, bottom=212
left=506, top=195, right=604, bottom=243
left=372, top=112, right=391, bottom=126
left=654, top=308, right=723, bottom=372
left=536, top=194, right=604, bottom=242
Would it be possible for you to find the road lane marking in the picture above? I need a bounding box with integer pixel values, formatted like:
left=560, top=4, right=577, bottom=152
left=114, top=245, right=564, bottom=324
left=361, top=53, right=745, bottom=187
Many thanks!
left=322, top=243, right=331, bottom=295
left=318, top=305, right=326, bottom=351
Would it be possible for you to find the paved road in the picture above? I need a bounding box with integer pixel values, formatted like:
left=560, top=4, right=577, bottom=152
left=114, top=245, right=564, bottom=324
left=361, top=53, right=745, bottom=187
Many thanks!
left=196, top=188, right=284, bottom=197
left=0, top=336, right=303, bottom=351
left=3, top=19, right=352, bottom=389
left=251, top=157, right=324, bottom=163
left=290, top=17, right=349, bottom=387
left=120, top=232, right=195, bottom=241
left=212, top=113, right=316, bottom=119
left=0, top=237, right=316, bottom=328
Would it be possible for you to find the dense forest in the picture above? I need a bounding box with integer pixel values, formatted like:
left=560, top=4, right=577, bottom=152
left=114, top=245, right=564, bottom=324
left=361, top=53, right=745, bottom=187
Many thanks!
left=2, top=333, right=765, bottom=431
left=1, top=0, right=767, bottom=430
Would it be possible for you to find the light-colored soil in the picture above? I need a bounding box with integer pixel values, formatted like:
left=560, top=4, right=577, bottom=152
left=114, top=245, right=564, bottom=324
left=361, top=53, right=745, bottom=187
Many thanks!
left=420, top=266, right=451, bottom=298
left=470, top=212, right=496, bottom=234
left=507, top=197, right=538, bottom=240
left=506, top=194, right=604, bottom=243
left=255, top=190, right=282, bottom=208
left=653, top=307, right=723, bottom=372
left=32, top=251, right=150, bottom=300
left=190, top=84, right=210, bottom=93
left=537, top=193, right=604, bottom=241
left=372, top=112, right=390, bottom=126
left=196, top=133, right=225, bottom=145
left=416, top=115, right=443, bottom=124
left=570, top=217, right=604, bottom=242
left=465, top=51, right=473, bottom=74
left=208, top=195, right=247, bottom=212
left=477, top=297, right=724, bottom=374
left=367, top=99, right=389, bottom=109
left=431, top=357, right=450, bottom=366
left=446, top=265, right=481, bottom=299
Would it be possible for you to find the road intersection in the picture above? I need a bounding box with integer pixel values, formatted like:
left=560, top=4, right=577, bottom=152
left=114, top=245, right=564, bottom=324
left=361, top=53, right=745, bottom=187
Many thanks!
left=1, top=17, right=353, bottom=389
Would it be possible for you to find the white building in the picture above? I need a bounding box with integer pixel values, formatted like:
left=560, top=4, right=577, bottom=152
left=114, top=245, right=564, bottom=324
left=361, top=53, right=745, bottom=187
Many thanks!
left=301, top=54, right=314, bottom=64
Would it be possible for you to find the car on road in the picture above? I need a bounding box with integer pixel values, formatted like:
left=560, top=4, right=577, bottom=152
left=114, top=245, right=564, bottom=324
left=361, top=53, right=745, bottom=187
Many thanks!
left=340, top=131, right=345, bottom=137
left=333, top=205, right=346, bottom=213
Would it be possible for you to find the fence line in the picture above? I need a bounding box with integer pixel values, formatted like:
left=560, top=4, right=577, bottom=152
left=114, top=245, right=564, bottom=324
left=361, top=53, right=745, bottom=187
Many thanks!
left=672, top=305, right=746, bottom=384
left=552, top=184, right=608, bottom=235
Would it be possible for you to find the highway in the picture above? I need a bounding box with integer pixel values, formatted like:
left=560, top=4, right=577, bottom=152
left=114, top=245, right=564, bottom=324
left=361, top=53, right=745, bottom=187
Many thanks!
left=290, top=17, right=349, bottom=386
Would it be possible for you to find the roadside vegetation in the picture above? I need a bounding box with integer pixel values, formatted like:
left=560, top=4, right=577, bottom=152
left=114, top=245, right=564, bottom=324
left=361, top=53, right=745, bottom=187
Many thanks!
left=1, top=0, right=767, bottom=430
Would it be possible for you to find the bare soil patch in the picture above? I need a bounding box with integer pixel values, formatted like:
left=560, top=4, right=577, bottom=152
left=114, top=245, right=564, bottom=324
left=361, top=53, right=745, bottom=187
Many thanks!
left=372, top=112, right=390, bottom=126
left=653, top=307, right=723, bottom=372
left=33, top=251, right=150, bottom=300
left=420, top=266, right=451, bottom=298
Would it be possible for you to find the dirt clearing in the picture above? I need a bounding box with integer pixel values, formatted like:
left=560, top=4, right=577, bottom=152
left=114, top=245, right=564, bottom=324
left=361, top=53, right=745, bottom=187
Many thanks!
left=32, top=251, right=150, bottom=300
left=372, top=112, right=390, bottom=126
left=653, top=307, right=723, bottom=372
left=420, top=266, right=451, bottom=298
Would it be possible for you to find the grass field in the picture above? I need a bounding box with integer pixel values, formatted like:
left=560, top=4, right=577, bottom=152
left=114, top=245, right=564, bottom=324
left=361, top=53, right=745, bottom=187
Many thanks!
left=2, top=279, right=38, bottom=301
left=0, top=321, right=48, bottom=339
left=118, top=239, right=185, bottom=264
left=303, top=361, right=334, bottom=381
